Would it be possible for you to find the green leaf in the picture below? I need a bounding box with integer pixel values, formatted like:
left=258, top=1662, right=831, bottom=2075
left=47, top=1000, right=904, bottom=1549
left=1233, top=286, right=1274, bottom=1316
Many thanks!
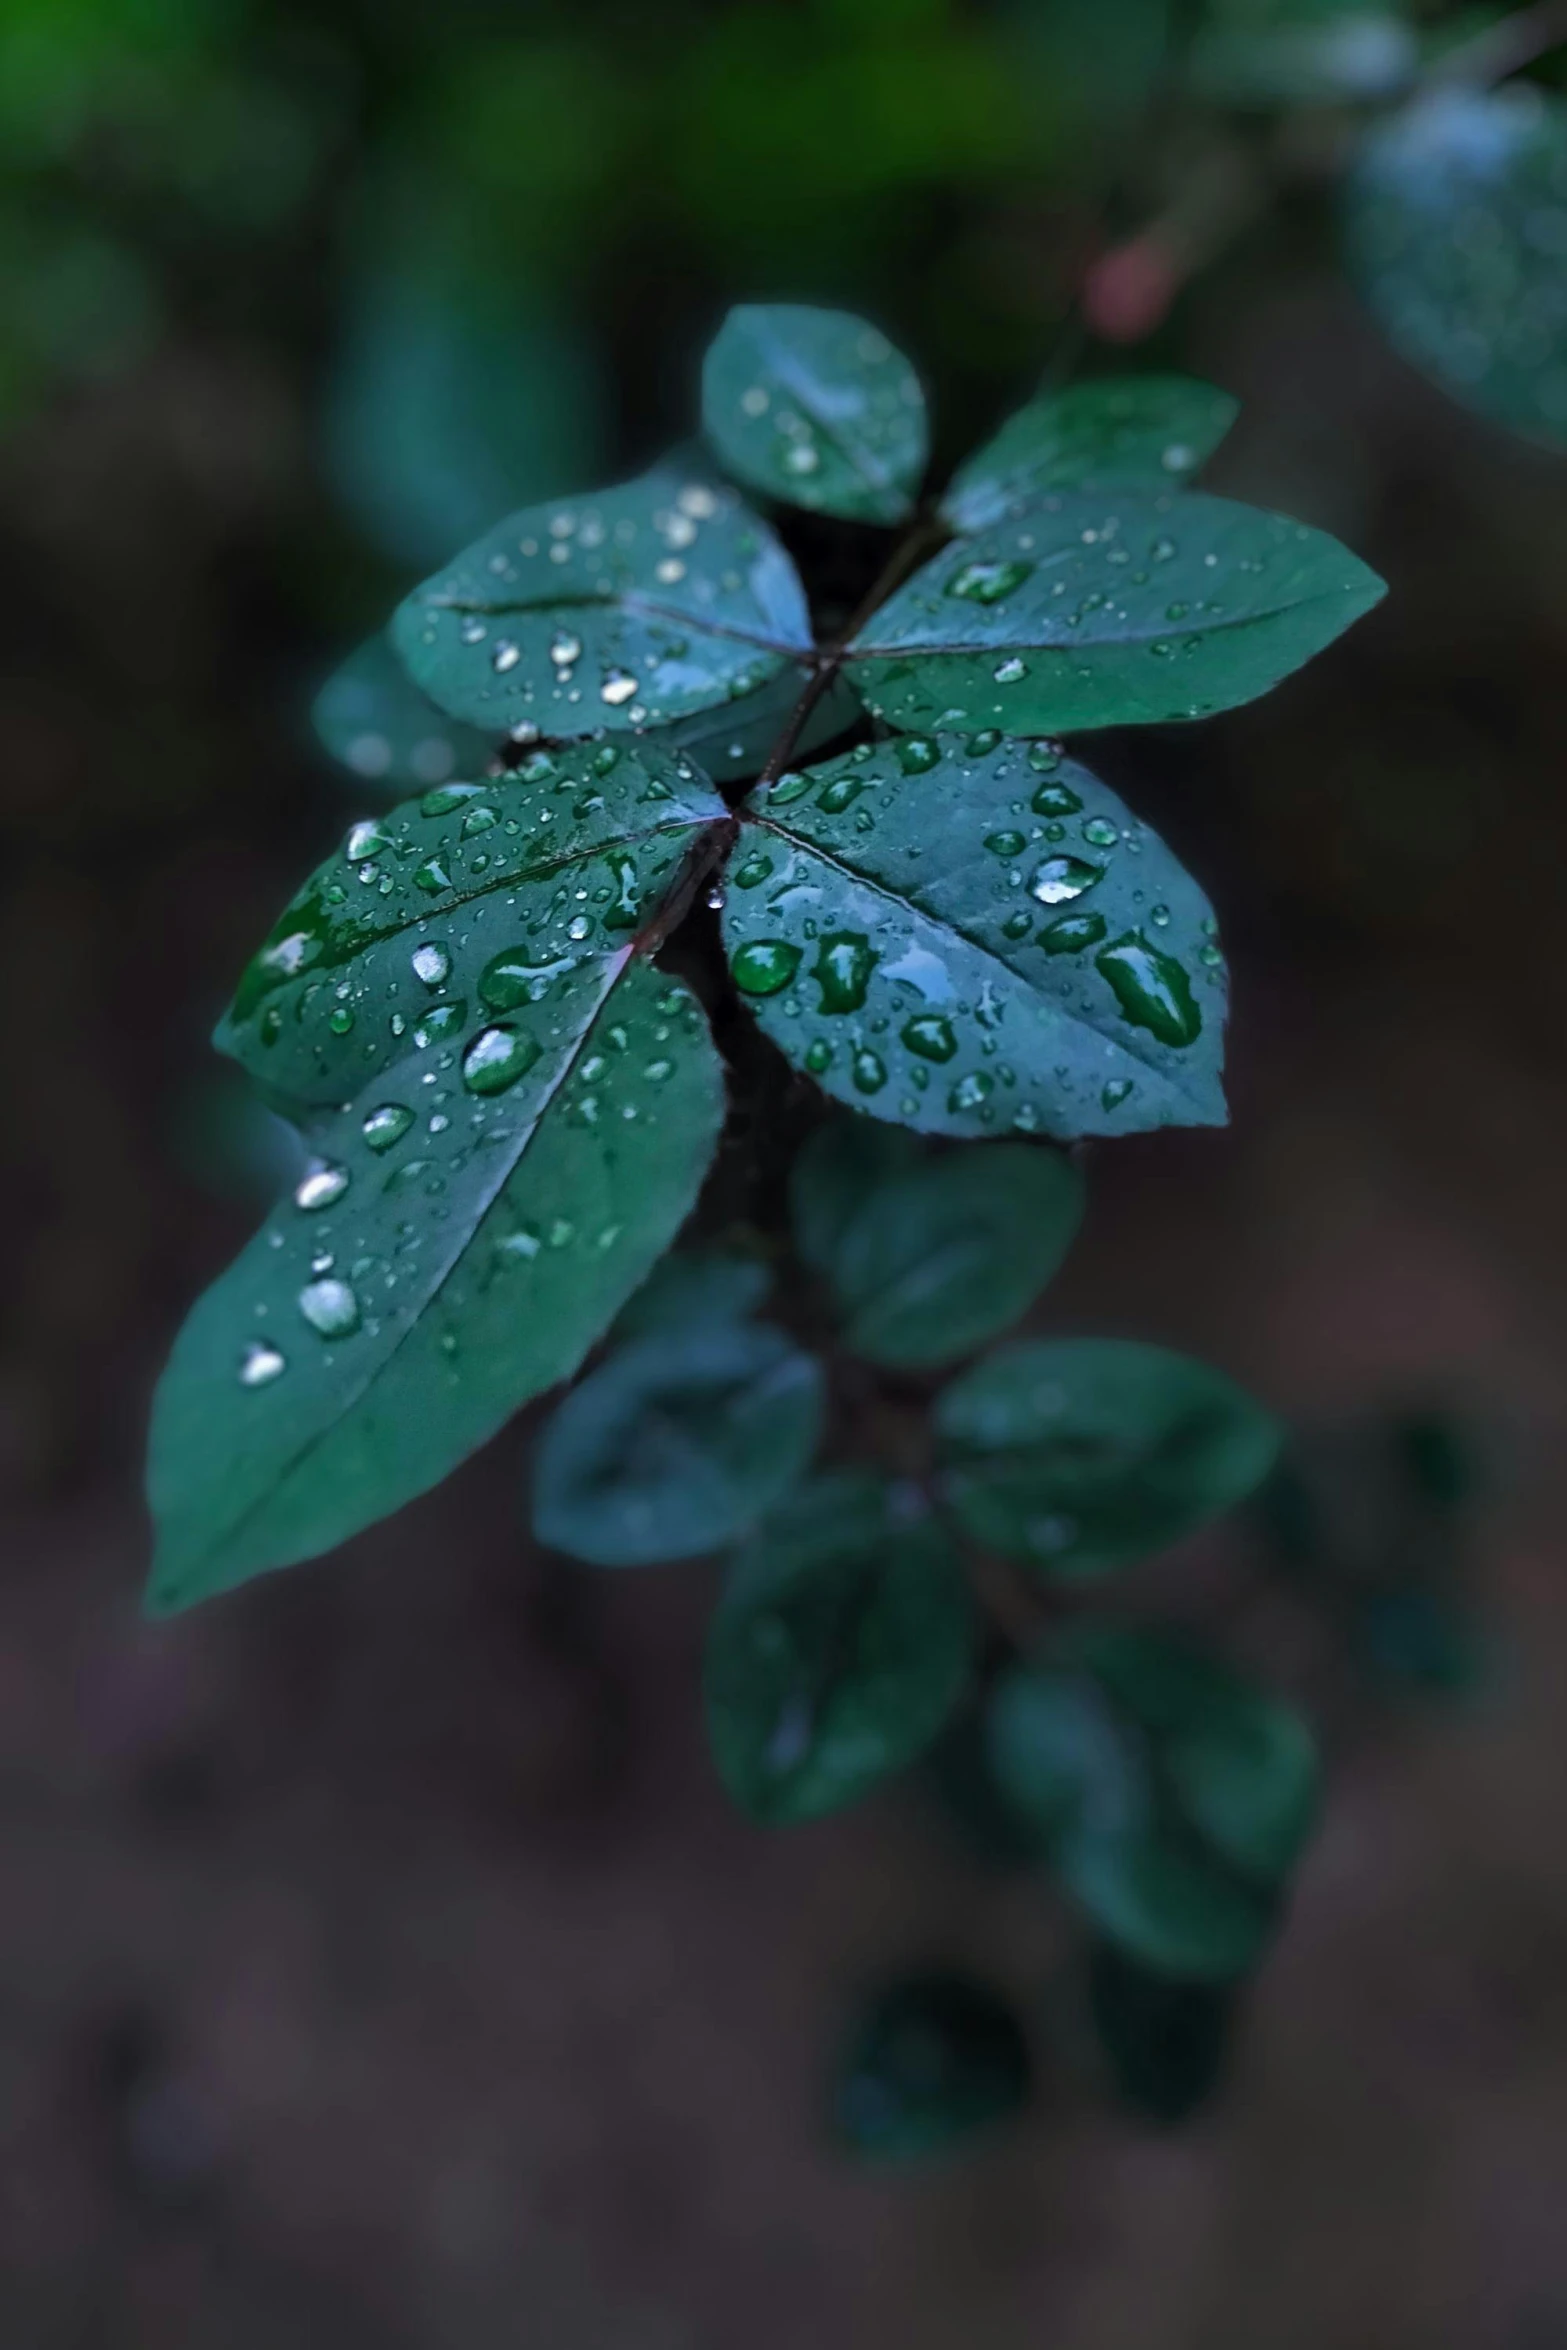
left=1191, top=6, right=1416, bottom=109
left=789, top=1120, right=1084, bottom=1368
left=848, top=492, right=1385, bottom=735
left=704, top=1472, right=974, bottom=1822
left=311, top=632, right=501, bottom=797
left=531, top=1322, right=823, bottom=1568
left=984, top=1661, right=1148, bottom=1846
left=1088, top=1942, right=1239, bottom=2125
left=1068, top=1627, right=1320, bottom=1881
left=322, top=270, right=607, bottom=568
left=722, top=736, right=1228, bottom=1142
left=942, top=377, right=1239, bottom=530
left=614, top=1246, right=771, bottom=1341
left=832, top=1971, right=1032, bottom=2160
left=701, top=303, right=927, bottom=524
left=1063, top=1830, right=1271, bottom=1981
left=217, top=739, right=725, bottom=1113
left=1347, top=85, right=1567, bottom=449
left=389, top=457, right=811, bottom=740
left=653, top=663, right=861, bottom=788
left=146, top=962, right=725, bottom=1613
left=936, top=1339, right=1282, bottom=1579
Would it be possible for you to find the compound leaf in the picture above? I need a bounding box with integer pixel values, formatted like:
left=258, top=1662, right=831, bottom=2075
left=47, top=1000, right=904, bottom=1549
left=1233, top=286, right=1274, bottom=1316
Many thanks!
left=1347, top=84, right=1567, bottom=449
left=848, top=492, right=1385, bottom=735
left=147, top=961, right=726, bottom=1613
left=790, top=1120, right=1084, bottom=1368
left=936, top=1338, right=1281, bottom=1579
left=722, top=736, right=1228, bottom=1142
left=312, top=632, right=500, bottom=797
left=531, top=1321, right=823, bottom=1568
left=218, top=740, right=725, bottom=1112
left=832, top=1971, right=1032, bottom=2159
left=943, top=377, right=1238, bottom=531
left=702, top=303, right=927, bottom=524
left=390, top=457, right=811, bottom=739
left=704, top=1472, right=974, bottom=1822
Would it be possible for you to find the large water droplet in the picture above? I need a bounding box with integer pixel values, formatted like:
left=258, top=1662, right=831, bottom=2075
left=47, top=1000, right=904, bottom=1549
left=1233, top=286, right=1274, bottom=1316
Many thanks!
left=412, top=943, right=451, bottom=987
left=1082, top=817, right=1120, bottom=848
left=298, top=1277, right=360, bottom=1338
left=1095, top=932, right=1202, bottom=1047
left=1029, top=856, right=1104, bottom=906
left=346, top=820, right=389, bottom=862
left=413, top=857, right=451, bottom=895
left=732, top=851, right=774, bottom=889
left=902, top=1013, right=957, bottom=1063
left=948, top=1071, right=993, bottom=1112
left=895, top=737, right=941, bottom=775
left=993, top=657, right=1028, bottom=685
left=239, top=1339, right=286, bottom=1387
left=731, top=938, right=801, bottom=995
left=811, top=932, right=876, bottom=1014
left=600, top=669, right=639, bottom=707
left=768, top=769, right=814, bottom=805
left=817, top=774, right=864, bottom=814
left=295, top=1162, right=350, bottom=1212
left=985, top=830, right=1026, bottom=859
left=852, top=1048, right=887, bottom=1094
left=1039, top=912, right=1107, bottom=955
left=947, top=558, right=1034, bottom=604
left=462, top=1024, right=543, bottom=1095
left=363, top=1102, right=415, bottom=1152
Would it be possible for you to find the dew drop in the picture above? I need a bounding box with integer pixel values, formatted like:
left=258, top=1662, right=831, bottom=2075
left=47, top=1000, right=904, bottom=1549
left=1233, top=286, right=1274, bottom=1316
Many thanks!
left=985, top=830, right=1026, bottom=859
left=491, top=640, right=520, bottom=673
left=1082, top=817, right=1120, bottom=848
left=1029, top=855, right=1104, bottom=906
left=948, top=1070, right=993, bottom=1112
left=412, top=943, right=451, bottom=987
left=1095, top=933, right=1202, bottom=1047
left=550, top=630, right=582, bottom=668
left=346, top=820, right=388, bottom=862
left=852, top=1048, right=887, bottom=1094
left=413, top=857, right=451, bottom=895
left=1027, top=741, right=1063, bottom=772
left=600, top=668, right=639, bottom=707
left=1102, top=1078, right=1135, bottom=1111
left=768, top=769, right=814, bottom=805
left=732, top=851, right=775, bottom=889
left=295, top=1162, right=350, bottom=1212
left=1039, top=912, right=1107, bottom=955
left=947, top=558, right=1034, bottom=604
left=895, top=736, right=941, bottom=775
left=993, top=657, right=1027, bottom=684
left=298, top=1278, right=360, bottom=1338
left=902, top=1013, right=957, bottom=1063
left=462, top=1024, right=544, bottom=1096
left=362, top=1102, right=415, bottom=1152
left=239, top=1339, right=286, bottom=1387
left=1032, top=780, right=1082, bottom=817
left=811, top=931, right=877, bottom=1014
left=731, top=938, right=802, bottom=996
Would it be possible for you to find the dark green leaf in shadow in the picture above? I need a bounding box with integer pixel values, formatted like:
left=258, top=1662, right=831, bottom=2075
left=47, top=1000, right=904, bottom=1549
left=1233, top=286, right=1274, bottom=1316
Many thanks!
left=614, top=1247, right=771, bottom=1342
left=312, top=633, right=501, bottom=797
left=391, top=458, right=811, bottom=739
left=832, top=1970, right=1032, bottom=2160
left=848, top=492, right=1385, bottom=735
left=943, top=377, right=1238, bottom=530
left=1347, top=85, right=1567, bottom=450
left=936, top=1339, right=1282, bottom=1579
left=702, top=303, right=927, bottom=523
left=704, top=1472, right=974, bottom=1822
left=789, top=1122, right=1083, bottom=1368
left=724, top=737, right=1227, bottom=1142
left=147, top=963, right=725, bottom=1612
left=532, top=1323, right=823, bottom=1568
left=1087, top=1942, right=1241, bottom=2123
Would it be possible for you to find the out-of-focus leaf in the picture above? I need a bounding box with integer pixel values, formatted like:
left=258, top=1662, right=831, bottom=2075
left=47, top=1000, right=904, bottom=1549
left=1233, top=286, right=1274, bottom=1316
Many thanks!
left=322, top=271, right=607, bottom=568
left=1347, top=84, right=1567, bottom=449
left=1088, top=1942, right=1241, bottom=2120
left=311, top=632, right=499, bottom=795
left=943, top=377, right=1238, bottom=530
left=531, top=1323, right=823, bottom=1568
left=147, top=965, right=725, bottom=1613
left=789, top=1120, right=1083, bottom=1368
left=936, top=1339, right=1282, bottom=1580
left=832, top=1971, right=1032, bottom=2159
left=849, top=493, right=1385, bottom=736
left=705, top=1471, right=973, bottom=1821
left=723, top=738, right=1228, bottom=1142
left=702, top=303, right=927, bottom=523
left=391, top=458, right=811, bottom=739
left=1192, top=2, right=1417, bottom=108
left=614, top=1247, right=771, bottom=1341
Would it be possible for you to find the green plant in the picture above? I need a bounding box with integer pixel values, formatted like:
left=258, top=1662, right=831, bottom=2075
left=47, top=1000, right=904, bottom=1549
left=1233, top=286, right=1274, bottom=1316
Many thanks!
left=144, top=298, right=1390, bottom=2143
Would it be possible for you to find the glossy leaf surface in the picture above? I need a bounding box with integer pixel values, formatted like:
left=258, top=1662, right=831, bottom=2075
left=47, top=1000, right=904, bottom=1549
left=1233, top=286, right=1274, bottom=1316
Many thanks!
left=312, top=633, right=500, bottom=797
left=531, top=1322, right=823, bottom=1568
left=789, top=1119, right=1083, bottom=1367
left=723, top=737, right=1227, bottom=1142
left=832, top=1972, right=1032, bottom=2159
left=147, top=962, right=725, bottom=1612
left=936, top=1338, right=1281, bottom=1579
left=219, top=740, right=725, bottom=1111
left=704, top=1472, right=973, bottom=1822
left=1347, top=85, right=1567, bottom=449
left=849, top=492, right=1385, bottom=735
left=943, top=377, right=1238, bottom=530
left=702, top=303, right=927, bottom=523
left=390, top=458, right=811, bottom=738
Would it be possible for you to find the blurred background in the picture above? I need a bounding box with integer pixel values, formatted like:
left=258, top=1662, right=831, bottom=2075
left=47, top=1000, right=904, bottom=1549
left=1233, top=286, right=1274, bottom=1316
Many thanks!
left=4, top=0, right=1567, bottom=2341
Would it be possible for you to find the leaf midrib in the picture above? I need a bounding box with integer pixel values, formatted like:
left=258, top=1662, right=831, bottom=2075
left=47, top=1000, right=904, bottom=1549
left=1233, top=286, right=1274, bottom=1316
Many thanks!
left=849, top=582, right=1371, bottom=662
left=425, top=586, right=810, bottom=659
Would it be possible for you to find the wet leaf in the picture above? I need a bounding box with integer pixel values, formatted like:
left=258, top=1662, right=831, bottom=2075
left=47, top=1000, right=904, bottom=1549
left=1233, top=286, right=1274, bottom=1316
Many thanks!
left=848, top=491, right=1385, bottom=735
left=1347, top=84, right=1567, bottom=449
left=702, top=303, right=927, bottom=523
left=312, top=632, right=500, bottom=797
left=790, top=1119, right=1084, bottom=1368
left=390, top=457, right=811, bottom=739
left=722, top=736, right=1227, bottom=1142
left=936, top=1338, right=1281, bottom=1578
left=704, top=1472, right=974, bottom=1822
left=531, top=1322, right=822, bottom=1568
left=832, top=1971, right=1032, bottom=2159
left=147, top=962, right=725, bottom=1613
left=218, top=739, right=725, bottom=1112
left=943, top=377, right=1238, bottom=530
